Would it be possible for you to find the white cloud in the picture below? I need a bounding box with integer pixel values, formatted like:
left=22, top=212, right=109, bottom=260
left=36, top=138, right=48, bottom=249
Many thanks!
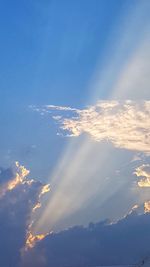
left=45, top=100, right=150, bottom=153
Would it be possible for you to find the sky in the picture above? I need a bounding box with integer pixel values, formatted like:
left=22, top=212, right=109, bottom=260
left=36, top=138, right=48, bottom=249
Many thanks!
left=0, top=0, right=150, bottom=266
left=0, top=0, right=143, bottom=178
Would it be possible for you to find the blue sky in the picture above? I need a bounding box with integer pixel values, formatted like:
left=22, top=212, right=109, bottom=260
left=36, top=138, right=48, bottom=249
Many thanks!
left=0, top=2, right=150, bottom=265
left=0, top=0, right=140, bottom=175
left=0, top=0, right=130, bottom=107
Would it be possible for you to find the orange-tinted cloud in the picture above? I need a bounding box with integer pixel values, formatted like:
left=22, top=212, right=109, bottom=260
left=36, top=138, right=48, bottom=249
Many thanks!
left=25, top=232, right=48, bottom=250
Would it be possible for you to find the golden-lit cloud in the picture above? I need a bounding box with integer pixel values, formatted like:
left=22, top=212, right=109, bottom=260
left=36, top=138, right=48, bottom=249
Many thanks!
left=7, top=162, right=31, bottom=190
left=32, top=203, right=42, bottom=212
left=43, top=101, right=150, bottom=153
left=39, top=184, right=50, bottom=197
left=134, top=165, right=150, bottom=214
left=0, top=162, right=32, bottom=199
left=24, top=177, right=50, bottom=249
left=135, top=164, right=150, bottom=187
left=25, top=232, right=48, bottom=250
left=144, top=201, right=150, bottom=213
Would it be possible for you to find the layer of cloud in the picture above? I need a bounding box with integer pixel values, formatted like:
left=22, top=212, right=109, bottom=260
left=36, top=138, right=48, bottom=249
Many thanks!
left=39, top=101, right=150, bottom=153
left=22, top=211, right=150, bottom=267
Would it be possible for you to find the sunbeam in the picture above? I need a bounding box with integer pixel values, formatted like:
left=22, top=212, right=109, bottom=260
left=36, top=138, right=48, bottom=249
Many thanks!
left=33, top=0, right=150, bottom=235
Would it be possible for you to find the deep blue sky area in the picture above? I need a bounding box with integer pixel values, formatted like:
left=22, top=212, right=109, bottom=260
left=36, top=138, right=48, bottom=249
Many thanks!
left=0, top=0, right=132, bottom=106
left=0, top=0, right=138, bottom=180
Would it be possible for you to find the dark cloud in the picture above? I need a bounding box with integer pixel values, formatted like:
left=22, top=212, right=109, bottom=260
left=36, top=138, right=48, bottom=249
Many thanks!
left=0, top=163, right=46, bottom=267
left=23, top=211, right=150, bottom=267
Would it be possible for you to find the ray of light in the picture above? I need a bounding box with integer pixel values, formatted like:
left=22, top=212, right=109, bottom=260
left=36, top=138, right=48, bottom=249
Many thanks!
left=33, top=0, right=150, bottom=234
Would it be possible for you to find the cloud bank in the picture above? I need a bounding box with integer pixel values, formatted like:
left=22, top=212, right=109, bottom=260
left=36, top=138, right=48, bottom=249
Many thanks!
left=23, top=211, right=150, bottom=267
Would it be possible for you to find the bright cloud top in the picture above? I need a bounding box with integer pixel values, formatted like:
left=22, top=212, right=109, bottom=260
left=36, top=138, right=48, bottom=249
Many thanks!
left=42, top=100, right=150, bottom=153
left=134, top=164, right=150, bottom=213
left=135, top=164, right=150, bottom=188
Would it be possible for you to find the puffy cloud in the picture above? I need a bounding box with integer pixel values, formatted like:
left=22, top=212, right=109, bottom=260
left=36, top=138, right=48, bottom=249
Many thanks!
left=41, top=101, right=150, bottom=153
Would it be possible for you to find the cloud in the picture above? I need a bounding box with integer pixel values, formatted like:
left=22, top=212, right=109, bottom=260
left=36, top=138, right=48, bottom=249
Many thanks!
left=0, top=162, right=149, bottom=267
left=22, top=212, right=150, bottom=267
left=144, top=201, right=150, bottom=213
left=0, top=162, right=50, bottom=266
left=45, top=105, right=79, bottom=112
left=134, top=164, right=150, bottom=214
left=40, top=101, right=150, bottom=153
left=135, top=164, right=150, bottom=188
left=25, top=232, right=48, bottom=250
